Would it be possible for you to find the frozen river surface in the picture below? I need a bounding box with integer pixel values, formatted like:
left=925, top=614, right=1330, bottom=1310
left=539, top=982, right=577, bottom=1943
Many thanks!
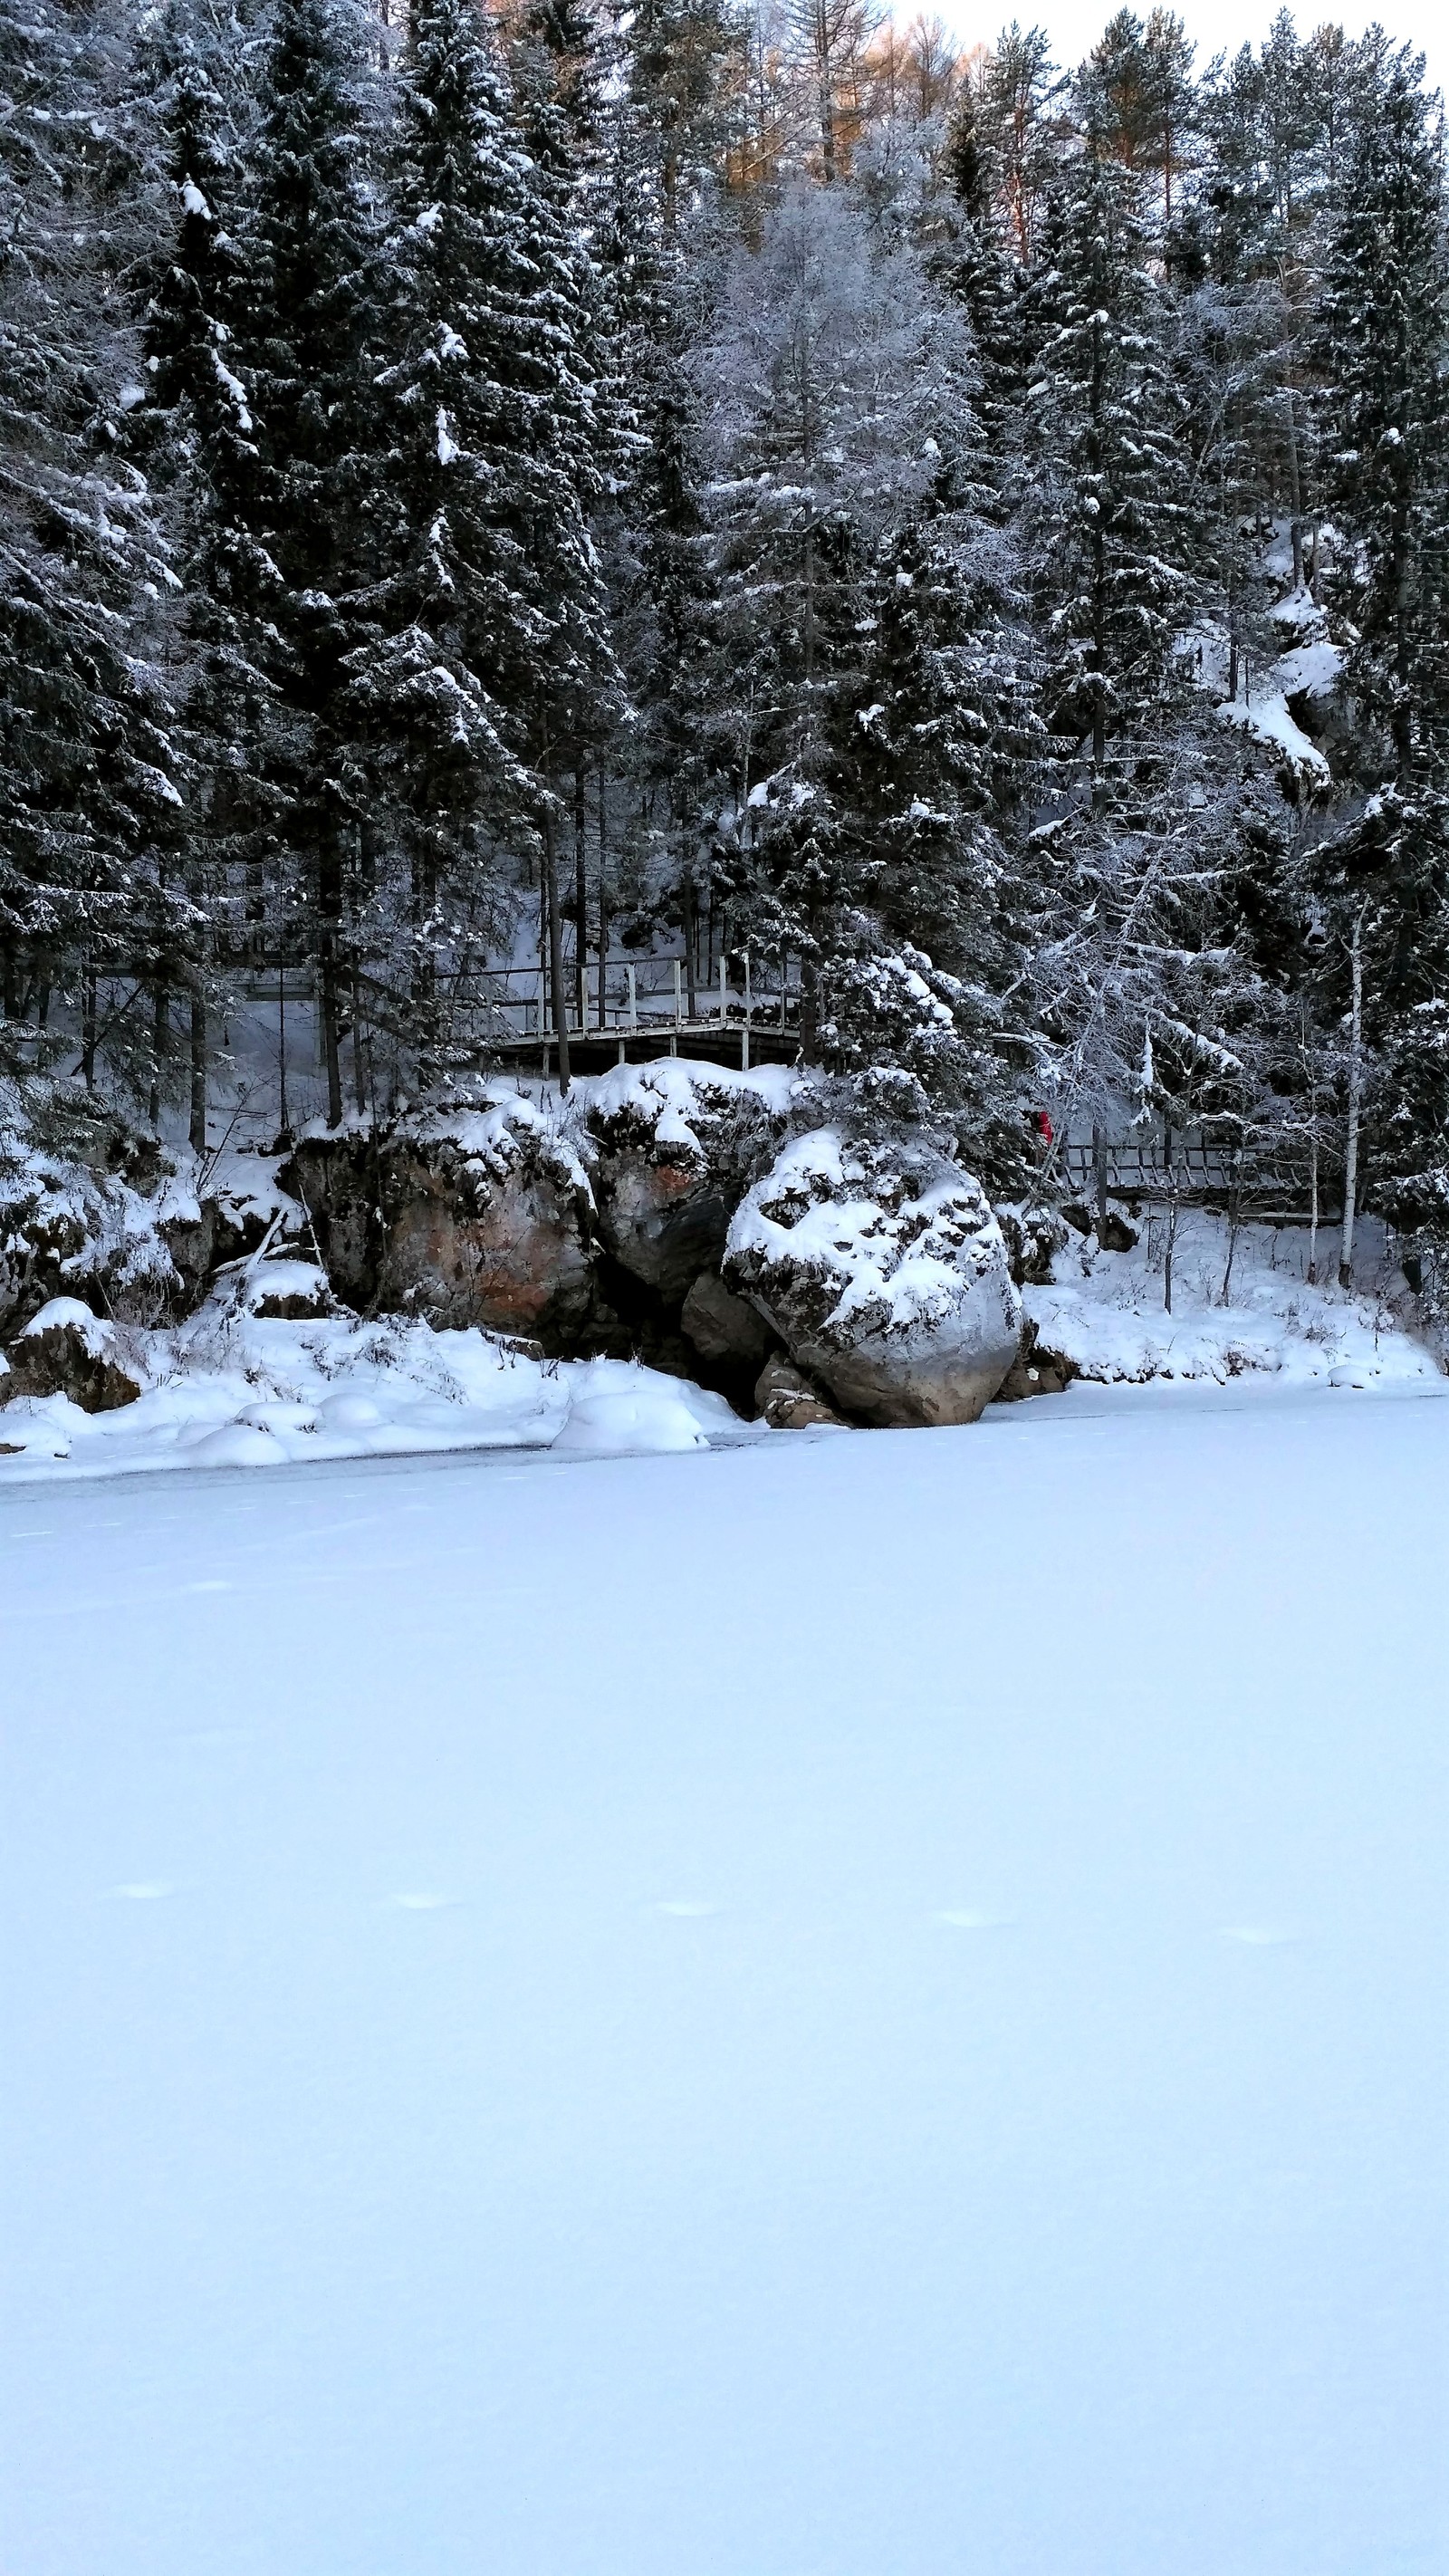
left=3, top=1387, right=1447, bottom=2576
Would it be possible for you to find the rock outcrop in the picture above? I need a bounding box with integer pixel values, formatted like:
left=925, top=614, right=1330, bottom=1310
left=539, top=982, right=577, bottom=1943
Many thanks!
left=679, top=1269, right=776, bottom=1371
left=994, top=1317, right=1075, bottom=1400
left=993, top=1201, right=1070, bottom=1286
left=724, top=1129, right=1022, bottom=1427
left=1, top=1077, right=295, bottom=1337
left=572, top=1061, right=801, bottom=1311
left=288, top=1089, right=598, bottom=1349
left=753, top=1355, right=845, bottom=1428
left=0, top=1298, right=142, bottom=1413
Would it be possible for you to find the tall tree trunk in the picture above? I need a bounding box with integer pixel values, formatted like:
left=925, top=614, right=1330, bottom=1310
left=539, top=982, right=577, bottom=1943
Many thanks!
left=149, top=984, right=168, bottom=1132
left=278, top=966, right=291, bottom=1146
left=1282, top=380, right=1306, bottom=591
left=542, top=803, right=571, bottom=1094
left=351, top=965, right=368, bottom=1116
left=81, top=958, right=98, bottom=1092
left=596, top=778, right=609, bottom=1032
left=681, top=848, right=696, bottom=1020
left=319, top=919, right=343, bottom=1129
left=188, top=988, right=207, bottom=1155
left=1089, top=316, right=1108, bottom=778
left=574, top=769, right=589, bottom=1029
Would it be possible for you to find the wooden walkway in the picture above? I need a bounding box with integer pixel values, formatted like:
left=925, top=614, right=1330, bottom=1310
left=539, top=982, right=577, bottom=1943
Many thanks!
left=490, top=1018, right=800, bottom=1077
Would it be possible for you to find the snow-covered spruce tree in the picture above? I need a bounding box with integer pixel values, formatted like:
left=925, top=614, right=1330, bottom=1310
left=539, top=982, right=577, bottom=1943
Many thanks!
left=1315, top=43, right=1449, bottom=788
left=205, top=0, right=391, bottom=1126
left=1027, top=80, right=1194, bottom=780
left=702, top=183, right=991, bottom=1059
left=493, top=0, right=621, bottom=1082
left=591, top=120, right=718, bottom=1002
left=0, top=0, right=186, bottom=1082
left=358, top=0, right=556, bottom=1081
left=593, top=0, right=749, bottom=1004
left=935, top=77, right=1032, bottom=481
left=821, top=447, right=1051, bottom=1177
left=621, top=0, right=743, bottom=235
left=1303, top=48, right=1449, bottom=1259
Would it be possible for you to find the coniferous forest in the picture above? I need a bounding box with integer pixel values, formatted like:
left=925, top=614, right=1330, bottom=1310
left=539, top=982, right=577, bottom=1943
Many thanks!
left=4, top=0, right=1448, bottom=1258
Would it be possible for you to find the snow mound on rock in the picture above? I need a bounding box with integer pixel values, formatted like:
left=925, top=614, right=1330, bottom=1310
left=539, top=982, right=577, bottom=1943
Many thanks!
left=550, top=1359, right=737, bottom=1456
left=571, top=1058, right=803, bottom=1163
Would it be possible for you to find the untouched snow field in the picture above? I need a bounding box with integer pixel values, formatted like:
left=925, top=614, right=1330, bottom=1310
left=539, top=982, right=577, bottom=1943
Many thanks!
left=3, top=1389, right=1448, bottom=2576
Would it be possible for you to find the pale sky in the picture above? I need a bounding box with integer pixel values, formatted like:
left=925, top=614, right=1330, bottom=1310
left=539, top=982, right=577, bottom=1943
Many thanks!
left=936, top=0, right=1447, bottom=93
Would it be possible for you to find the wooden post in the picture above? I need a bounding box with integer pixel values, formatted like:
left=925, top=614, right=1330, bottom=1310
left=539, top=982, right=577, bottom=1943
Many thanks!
left=1092, top=1123, right=1108, bottom=1238
left=627, top=965, right=637, bottom=1032
left=719, top=956, right=727, bottom=1022
left=674, top=958, right=683, bottom=1028
left=742, top=957, right=752, bottom=1072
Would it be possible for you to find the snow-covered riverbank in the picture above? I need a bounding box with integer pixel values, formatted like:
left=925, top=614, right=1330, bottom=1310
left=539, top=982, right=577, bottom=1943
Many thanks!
left=4, top=1389, right=1445, bottom=2576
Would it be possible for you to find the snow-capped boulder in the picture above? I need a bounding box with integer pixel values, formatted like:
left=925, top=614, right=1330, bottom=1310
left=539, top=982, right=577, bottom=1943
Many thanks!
left=572, top=1060, right=802, bottom=1310
left=288, top=1089, right=598, bottom=1350
left=0, top=1297, right=142, bottom=1413
left=724, top=1129, right=1022, bottom=1428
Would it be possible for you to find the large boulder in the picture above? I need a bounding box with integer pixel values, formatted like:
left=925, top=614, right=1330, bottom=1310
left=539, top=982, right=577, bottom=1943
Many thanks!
left=724, top=1129, right=1022, bottom=1428
left=572, top=1060, right=802, bottom=1310
left=288, top=1089, right=598, bottom=1350
left=0, top=1297, right=142, bottom=1412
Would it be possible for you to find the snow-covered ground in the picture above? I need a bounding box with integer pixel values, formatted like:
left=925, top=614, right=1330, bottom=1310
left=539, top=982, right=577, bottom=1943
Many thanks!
left=3, top=1389, right=1446, bottom=2576
left=1027, top=1207, right=1435, bottom=1390
left=0, top=1299, right=752, bottom=1478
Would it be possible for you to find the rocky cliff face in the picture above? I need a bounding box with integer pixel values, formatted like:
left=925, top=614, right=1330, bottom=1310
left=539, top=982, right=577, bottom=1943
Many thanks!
left=288, top=1091, right=599, bottom=1350
left=1, top=1065, right=1040, bottom=1435
left=571, top=1060, right=802, bottom=1308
